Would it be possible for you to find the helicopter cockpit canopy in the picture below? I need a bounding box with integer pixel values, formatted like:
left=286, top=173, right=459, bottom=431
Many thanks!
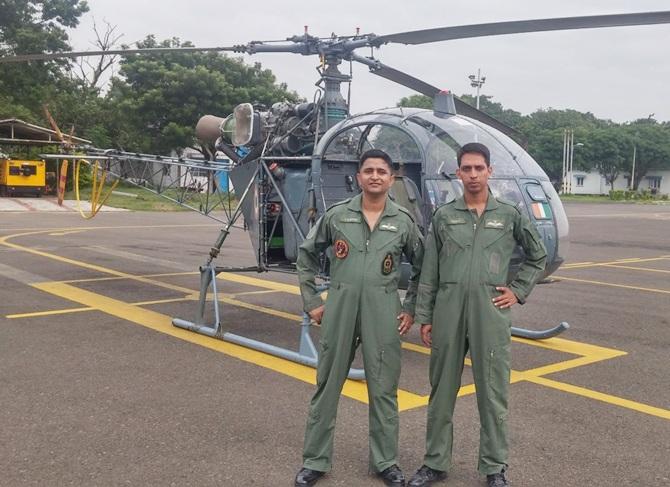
left=315, top=107, right=568, bottom=272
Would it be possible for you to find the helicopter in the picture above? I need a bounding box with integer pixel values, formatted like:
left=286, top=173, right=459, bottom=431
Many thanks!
left=3, top=10, right=670, bottom=379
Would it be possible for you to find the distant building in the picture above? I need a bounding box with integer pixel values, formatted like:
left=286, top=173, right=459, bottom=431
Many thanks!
left=567, top=168, right=669, bottom=196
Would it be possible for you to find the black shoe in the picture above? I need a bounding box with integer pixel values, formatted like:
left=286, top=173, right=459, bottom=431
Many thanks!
left=294, top=467, right=325, bottom=486
left=377, top=464, right=406, bottom=486
left=486, top=471, right=509, bottom=487
left=407, top=465, right=447, bottom=486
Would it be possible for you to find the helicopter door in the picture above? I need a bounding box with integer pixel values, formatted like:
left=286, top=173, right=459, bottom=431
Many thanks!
left=521, top=180, right=558, bottom=268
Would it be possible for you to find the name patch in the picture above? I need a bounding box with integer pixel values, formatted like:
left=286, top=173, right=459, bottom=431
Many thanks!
left=340, top=217, right=361, bottom=223
left=447, top=217, right=466, bottom=225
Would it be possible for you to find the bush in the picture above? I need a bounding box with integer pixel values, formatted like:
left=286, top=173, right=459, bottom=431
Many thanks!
left=609, top=188, right=667, bottom=201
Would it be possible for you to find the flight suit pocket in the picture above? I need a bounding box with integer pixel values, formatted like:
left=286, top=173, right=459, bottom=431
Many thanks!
left=316, top=342, right=330, bottom=387
left=377, top=344, right=401, bottom=394
left=487, top=342, right=511, bottom=401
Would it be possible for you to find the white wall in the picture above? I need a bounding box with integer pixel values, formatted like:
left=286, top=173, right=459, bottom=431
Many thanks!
left=566, top=169, right=669, bottom=195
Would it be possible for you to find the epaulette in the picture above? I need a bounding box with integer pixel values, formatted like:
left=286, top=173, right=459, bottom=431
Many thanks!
left=394, top=203, right=416, bottom=223
left=326, top=198, right=352, bottom=212
left=431, top=200, right=455, bottom=217
left=497, top=197, right=523, bottom=213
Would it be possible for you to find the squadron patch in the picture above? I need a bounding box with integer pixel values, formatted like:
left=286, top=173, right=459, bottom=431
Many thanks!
left=334, top=239, right=349, bottom=259
left=382, top=253, right=394, bottom=275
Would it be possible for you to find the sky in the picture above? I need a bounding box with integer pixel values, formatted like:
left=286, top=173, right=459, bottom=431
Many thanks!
left=68, top=0, right=670, bottom=122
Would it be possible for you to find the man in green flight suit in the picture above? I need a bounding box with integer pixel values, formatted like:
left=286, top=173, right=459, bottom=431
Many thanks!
left=294, top=149, right=424, bottom=487
left=408, top=143, right=547, bottom=487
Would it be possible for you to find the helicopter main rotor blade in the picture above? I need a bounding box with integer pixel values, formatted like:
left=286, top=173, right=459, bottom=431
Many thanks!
left=351, top=54, right=526, bottom=145
left=373, top=11, right=670, bottom=46
left=0, top=46, right=241, bottom=63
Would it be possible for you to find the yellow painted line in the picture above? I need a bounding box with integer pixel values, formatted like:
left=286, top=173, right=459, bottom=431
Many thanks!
left=6, top=297, right=194, bottom=319
left=231, top=290, right=281, bottom=297
left=554, top=275, right=670, bottom=295
left=561, top=256, right=667, bottom=269
left=5, top=228, right=663, bottom=417
left=521, top=355, right=621, bottom=378
left=62, top=271, right=196, bottom=284
left=48, top=230, right=86, bottom=236
left=218, top=272, right=301, bottom=295
left=401, top=342, right=430, bottom=355
left=527, top=376, right=670, bottom=420
left=6, top=306, right=93, bottom=319
left=602, top=264, right=670, bottom=274
left=511, top=335, right=625, bottom=358
left=29, top=280, right=425, bottom=411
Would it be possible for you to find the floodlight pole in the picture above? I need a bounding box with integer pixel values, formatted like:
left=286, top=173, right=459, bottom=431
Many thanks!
left=468, top=68, right=486, bottom=109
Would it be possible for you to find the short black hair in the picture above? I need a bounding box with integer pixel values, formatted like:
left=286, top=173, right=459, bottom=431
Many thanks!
left=359, top=149, right=393, bottom=170
left=457, top=142, right=490, bottom=167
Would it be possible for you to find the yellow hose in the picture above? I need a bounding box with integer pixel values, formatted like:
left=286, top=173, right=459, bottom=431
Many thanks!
left=74, top=159, right=119, bottom=219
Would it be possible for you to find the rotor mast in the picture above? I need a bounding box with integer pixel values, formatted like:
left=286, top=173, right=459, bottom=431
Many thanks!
left=320, top=55, right=350, bottom=130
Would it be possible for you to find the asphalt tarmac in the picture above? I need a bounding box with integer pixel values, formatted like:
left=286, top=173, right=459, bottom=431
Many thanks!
left=1, top=202, right=669, bottom=486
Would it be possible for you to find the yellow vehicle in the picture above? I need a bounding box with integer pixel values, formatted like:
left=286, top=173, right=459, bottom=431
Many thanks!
left=0, top=158, right=46, bottom=196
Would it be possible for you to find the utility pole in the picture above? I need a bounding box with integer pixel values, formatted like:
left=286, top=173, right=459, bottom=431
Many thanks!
left=562, top=129, right=568, bottom=194
left=631, top=144, right=637, bottom=191
left=561, top=129, right=582, bottom=194
left=468, top=68, right=486, bottom=109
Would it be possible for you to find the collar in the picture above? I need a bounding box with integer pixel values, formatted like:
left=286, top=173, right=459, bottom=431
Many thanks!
left=346, top=193, right=399, bottom=217
left=454, top=188, right=499, bottom=212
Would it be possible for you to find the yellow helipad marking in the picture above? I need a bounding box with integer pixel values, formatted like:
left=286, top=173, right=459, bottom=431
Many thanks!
left=526, top=376, right=670, bottom=420
left=554, top=276, right=670, bottom=295
left=561, top=256, right=668, bottom=269
left=29, top=281, right=425, bottom=411
left=48, top=230, right=86, bottom=236
left=3, top=229, right=669, bottom=418
left=602, top=264, right=670, bottom=274
left=401, top=336, right=667, bottom=419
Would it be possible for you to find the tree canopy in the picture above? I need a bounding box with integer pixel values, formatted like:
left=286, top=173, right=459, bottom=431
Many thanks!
left=397, top=93, right=670, bottom=187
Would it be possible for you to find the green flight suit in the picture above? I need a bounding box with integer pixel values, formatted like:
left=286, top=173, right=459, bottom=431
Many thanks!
left=414, top=192, right=547, bottom=475
left=297, top=193, right=424, bottom=473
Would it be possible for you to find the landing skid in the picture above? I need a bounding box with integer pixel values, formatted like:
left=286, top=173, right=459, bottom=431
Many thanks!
left=173, top=266, right=567, bottom=382
left=172, top=265, right=366, bottom=380
left=511, top=322, right=569, bottom=340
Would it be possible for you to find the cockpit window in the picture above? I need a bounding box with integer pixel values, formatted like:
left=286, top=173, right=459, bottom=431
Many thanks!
left=323, top=125, right=367, bottom=160
left=323, top=123, right=421, bottom=163
left=360, top=125, right=421, bottom=163
left=407, top=113, right=529, bottom=178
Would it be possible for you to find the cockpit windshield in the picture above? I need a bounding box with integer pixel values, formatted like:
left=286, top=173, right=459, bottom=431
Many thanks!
left=404, top=111, right=548, bottom=180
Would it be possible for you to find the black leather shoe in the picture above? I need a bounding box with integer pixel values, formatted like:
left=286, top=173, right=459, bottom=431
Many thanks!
left=377, top=464, right=406, bottom=486
left=407, top=465, right=447, bottom=486
left=486, top=471, right=509, bottom=487
left=294, top=467, right=325, bottom=486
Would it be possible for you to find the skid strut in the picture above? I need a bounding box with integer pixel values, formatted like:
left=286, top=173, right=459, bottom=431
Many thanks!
left=172, top=265, right=366, bottom=381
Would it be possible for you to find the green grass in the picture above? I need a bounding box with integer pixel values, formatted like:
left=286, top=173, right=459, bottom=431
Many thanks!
left=560, top=194, right=669, bottom=205
left=65, top=182, right=235, bottom=211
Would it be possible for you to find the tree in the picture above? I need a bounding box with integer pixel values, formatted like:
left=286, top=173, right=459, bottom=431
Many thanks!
left=458, top=94, right=524, bottom=128
left=623, top=120, right=670, bottom=190
left=397, top=94, right=432, bottom=109
left=105, top=36, right=299, bottom=154
left=0, top=0, right=89, bottom=114
left=586, top=128, right=631, bottom=191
